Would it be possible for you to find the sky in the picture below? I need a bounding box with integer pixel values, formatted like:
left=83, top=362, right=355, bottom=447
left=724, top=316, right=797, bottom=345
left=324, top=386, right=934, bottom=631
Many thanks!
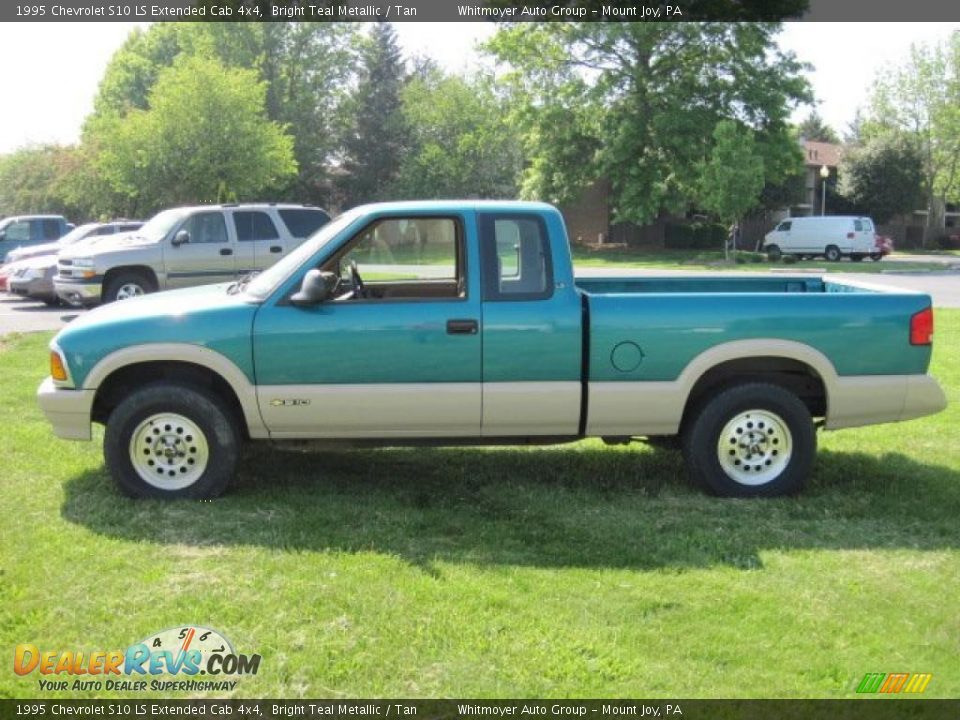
left=0, top=21, right=956, bottom=155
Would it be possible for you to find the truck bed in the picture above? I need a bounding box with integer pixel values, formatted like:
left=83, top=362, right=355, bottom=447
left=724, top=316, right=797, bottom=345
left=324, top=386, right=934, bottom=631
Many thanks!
left=576, top=274, right=934, bottom=381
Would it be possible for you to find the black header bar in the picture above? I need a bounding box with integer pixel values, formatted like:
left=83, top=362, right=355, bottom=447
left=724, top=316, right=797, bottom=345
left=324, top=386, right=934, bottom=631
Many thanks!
left=3, top=0, right=960, bottom=22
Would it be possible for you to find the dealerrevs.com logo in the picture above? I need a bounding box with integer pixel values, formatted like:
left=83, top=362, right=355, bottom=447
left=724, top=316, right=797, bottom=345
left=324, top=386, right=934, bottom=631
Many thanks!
left=14, top=626, right=261, bottom=693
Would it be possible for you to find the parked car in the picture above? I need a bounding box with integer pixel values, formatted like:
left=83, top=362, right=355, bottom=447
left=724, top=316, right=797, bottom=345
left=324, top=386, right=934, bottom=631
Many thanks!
left=762, top=216, right=878, bottom=262
left=38, top=201, right=947, bottom=501
left=54, top=204, right=330, bottom=306
left=0, top=215, right=73, bottom=262
left=0, top=258, right=32, bottom=293
left=8, top=256, right=59, bottom=305
left=872, top=234, right=894, bottom=261
left=4, top=220, right=143, bottom=266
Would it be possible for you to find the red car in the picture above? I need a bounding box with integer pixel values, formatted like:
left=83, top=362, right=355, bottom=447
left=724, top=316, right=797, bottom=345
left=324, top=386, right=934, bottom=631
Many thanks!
left=871, top=234, right=894, bottom=261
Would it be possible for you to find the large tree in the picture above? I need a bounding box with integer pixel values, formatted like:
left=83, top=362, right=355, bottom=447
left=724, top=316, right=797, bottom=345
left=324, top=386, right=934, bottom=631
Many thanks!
left=485, top=23, right=810, bottom=225
left=867, top=31, right=960, bottom=243
left=89, top=56, right=296, bottom=217
left=838, top=133, right=924, bottom=224
left=797, top=110, right=840, bottom=143
left=392, top=69, right=522, bottom=200
left=0, top=145, right=78, bottom=218
left=336, top=22, right=410, bottom=207
left=89, top=22, right=358, bottom=206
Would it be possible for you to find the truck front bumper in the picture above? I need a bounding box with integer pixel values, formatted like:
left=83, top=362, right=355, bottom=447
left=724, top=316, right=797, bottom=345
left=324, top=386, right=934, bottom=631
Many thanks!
left=54, top=278, right=102, bottom=307
left=37, top=377, right=95, bottom=441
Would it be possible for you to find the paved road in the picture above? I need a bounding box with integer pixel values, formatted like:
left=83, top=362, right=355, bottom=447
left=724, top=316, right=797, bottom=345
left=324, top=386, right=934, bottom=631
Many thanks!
left=2, top=268, right=959, bottom=336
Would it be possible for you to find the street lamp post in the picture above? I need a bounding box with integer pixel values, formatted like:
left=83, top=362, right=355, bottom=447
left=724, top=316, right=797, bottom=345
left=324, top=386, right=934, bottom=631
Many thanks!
left=820, top=165, right=829, bottom=216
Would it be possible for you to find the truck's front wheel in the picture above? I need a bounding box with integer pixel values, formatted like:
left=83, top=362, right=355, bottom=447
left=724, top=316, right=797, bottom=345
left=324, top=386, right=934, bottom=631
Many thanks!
left=683, top=383, right=815, bottom=498
left=103, top=382, right=240, bottom=499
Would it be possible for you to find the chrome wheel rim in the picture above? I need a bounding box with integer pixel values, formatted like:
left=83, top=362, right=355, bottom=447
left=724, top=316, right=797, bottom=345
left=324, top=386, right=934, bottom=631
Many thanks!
left=115, top=283, right=144, bottom=300
left=129, top=413, right=209, bottom=490
left=717, top=409, right=792, bottom=486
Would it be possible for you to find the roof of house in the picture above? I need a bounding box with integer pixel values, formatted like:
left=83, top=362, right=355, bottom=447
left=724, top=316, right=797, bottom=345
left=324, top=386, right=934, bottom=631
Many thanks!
left=802, top=140, right=843, bottom=168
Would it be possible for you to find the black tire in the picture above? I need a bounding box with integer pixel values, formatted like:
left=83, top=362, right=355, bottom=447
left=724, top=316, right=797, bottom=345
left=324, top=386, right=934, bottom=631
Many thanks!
left=850, top=254, right=865, bottom=262
left=103, top=382, right=240, bottom=499
left=103, top=271, right=154, bottom=303
left=42, top=297, right=61, bottom=307
left=824, top=245, right=842, bottom=262
left=765, top=244, right=782, bottom=261
left=682, top=382, right=816, bottom=498
left=869, top=253, right=882, bottom=262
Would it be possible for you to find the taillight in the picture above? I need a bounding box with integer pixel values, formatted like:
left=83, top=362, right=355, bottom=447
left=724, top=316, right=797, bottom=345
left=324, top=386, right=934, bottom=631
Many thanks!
left=874, top=234, right=882, bottom=247
left=910, top=307, right=934, bottom=345
left=847, top=232, right=855, bottom=239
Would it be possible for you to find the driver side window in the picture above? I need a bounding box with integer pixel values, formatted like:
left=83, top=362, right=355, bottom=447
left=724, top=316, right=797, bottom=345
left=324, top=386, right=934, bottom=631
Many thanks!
left=328, top=217, right=464, bottom=301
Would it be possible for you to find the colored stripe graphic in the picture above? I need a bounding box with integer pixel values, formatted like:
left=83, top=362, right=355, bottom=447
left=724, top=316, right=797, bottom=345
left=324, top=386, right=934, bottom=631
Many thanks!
left=856, top=673, right=886, bottom=693
left=904, top=673, right=933, bottom=694
left=856, top=672, right=932, bottom=694
left=880, top=673, right=909, bottom=693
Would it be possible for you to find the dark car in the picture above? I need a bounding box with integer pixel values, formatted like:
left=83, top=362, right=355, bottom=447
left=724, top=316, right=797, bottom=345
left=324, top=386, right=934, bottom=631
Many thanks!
left=0, top=215, right=73, bottom=262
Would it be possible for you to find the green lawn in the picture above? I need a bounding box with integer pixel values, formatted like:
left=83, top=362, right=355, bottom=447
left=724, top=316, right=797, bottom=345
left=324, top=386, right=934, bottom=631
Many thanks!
left=570, top=247, right=953, bottom=274
left=2, top=314, right=960, bottom=699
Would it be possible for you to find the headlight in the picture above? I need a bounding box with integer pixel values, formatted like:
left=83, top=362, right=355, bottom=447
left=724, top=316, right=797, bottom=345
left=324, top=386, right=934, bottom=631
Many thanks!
left=71, top=258, right=95, bottom=268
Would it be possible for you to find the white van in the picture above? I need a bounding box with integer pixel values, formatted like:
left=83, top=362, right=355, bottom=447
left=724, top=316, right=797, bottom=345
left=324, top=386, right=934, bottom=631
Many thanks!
left=762, top=216, right=878, bottom=262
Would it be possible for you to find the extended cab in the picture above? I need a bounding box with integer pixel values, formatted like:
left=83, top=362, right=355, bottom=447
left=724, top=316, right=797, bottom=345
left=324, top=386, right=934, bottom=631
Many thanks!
left=54, top=203, right=330, bottom=306
left=38, top=201, right=947, bottom=499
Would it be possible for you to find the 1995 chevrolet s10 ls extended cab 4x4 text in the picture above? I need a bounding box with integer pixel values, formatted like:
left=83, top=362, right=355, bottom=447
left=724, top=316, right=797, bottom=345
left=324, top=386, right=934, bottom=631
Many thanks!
left=37, top=201, right=947, bottom=499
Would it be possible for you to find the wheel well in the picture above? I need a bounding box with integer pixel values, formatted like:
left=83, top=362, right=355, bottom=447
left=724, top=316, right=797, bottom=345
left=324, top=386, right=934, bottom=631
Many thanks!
left=682, top=357, right=827, bottom=427
left=91, top=361, right=247, bottom=437
left=102, top=266, right=158, bottom=292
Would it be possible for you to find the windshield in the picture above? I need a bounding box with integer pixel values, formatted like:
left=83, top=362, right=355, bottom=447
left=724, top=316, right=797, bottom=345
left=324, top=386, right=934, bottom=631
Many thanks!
left=57, top=223, right=101, bottom=246
left=136, top=208, right=190, bottom=243
left=244, top=210, right=359, bottom=300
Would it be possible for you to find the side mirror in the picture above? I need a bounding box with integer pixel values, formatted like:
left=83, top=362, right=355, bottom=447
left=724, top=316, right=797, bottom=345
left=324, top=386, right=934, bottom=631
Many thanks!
left=172, top=229, right=190, bottom=247
left=290, top=269, right=338, bottom=306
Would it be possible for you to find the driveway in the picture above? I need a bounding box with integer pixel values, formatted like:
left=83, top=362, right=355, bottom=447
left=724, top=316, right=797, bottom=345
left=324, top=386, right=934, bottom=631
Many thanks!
left=2, top=269, right=959, bottom=337
left=0, top=296, right=87, bottom=336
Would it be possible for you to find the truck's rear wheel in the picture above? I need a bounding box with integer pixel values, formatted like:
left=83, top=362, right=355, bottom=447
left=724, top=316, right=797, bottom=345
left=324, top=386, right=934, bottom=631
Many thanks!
left=104, top=382, right=239, bottom=499
left=104, top=272, right=154, bottom=303
left=683, top=383, right=815, bottom=498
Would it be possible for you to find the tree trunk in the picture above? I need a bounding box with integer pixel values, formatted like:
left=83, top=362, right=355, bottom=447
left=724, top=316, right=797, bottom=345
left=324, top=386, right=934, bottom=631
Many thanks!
left=924, top=196, right=945, bottom=247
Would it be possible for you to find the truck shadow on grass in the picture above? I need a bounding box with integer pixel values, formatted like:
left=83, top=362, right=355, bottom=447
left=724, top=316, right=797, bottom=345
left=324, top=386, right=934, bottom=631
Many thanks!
left=60, top=444, right=960, bottom=572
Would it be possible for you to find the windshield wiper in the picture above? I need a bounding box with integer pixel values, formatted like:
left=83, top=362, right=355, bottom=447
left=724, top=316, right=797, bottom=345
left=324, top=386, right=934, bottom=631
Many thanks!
left=227, top=270, right=260, bottom=295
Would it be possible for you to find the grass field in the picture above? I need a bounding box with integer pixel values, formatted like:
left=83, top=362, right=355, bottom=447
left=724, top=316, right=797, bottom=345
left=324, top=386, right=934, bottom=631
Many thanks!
left=2, top=314, right=959, bottom=699
left=570, top=247, right=953, bottom=274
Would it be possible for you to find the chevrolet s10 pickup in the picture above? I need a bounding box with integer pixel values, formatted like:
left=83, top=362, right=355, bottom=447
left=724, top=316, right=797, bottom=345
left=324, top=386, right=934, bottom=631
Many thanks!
left=37, top=201, right=947, bottom=499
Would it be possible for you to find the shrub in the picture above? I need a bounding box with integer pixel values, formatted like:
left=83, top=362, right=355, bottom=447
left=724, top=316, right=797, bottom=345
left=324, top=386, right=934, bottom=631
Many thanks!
left=935, top=234, right=960, bottom=250
left=664, top=222, right=727, bottom=250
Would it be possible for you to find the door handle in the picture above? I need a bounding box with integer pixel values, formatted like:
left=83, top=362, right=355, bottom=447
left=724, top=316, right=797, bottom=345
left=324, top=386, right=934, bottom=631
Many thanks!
left=269, top=245, right=282, bottom=253
left=220, top=248, right=233, bottom=256
left=446, top=319, right=478, bottom=335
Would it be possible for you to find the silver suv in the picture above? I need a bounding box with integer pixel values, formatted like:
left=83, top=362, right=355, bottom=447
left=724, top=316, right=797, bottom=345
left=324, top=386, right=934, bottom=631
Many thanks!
left=55, top=204, right=330, bottom=306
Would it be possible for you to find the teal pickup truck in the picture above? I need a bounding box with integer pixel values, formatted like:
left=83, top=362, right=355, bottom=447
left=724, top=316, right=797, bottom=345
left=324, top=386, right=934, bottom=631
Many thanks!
left=38, top=201, right=947, bottom=499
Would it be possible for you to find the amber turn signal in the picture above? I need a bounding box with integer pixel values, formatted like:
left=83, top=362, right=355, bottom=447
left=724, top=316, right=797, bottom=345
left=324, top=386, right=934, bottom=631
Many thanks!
left=50, top=351, right=68, bottom=381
